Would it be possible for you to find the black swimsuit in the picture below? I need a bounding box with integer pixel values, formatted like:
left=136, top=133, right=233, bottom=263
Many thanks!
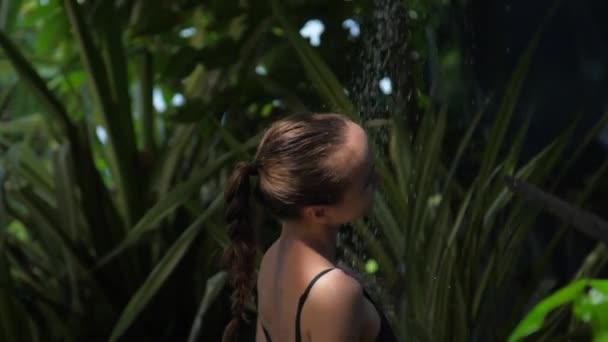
left=260, top=268, right=398, bottom=342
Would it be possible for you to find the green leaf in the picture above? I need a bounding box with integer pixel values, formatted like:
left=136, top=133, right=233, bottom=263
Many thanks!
left=108, top=195, right=223, bottom=342
left=0, top=0, right=21, bottom=32
left=595, top=331, right=608, bottom=342
left=53, top=143, right=80, bottom=240
left=0, top=236, right=31, bottom=342
left=352, top=220, right=396, bottom=282
left=576, top=245, right=608, bottom=280
left=0, top=82, right=16, bottom=114
left=1, top=6, right=122, bottom=258
left=411, top=109, right=446, bottom=237
left=10, top=143, right=55, bottom=206
left=187, top=271, right=228, bottom=342
left=527, top=158, right=608, bottom=308
left=371, top=192, right=403, bottom=260
left=388, top=116, right=413, bottom=211
left=96, top=133, right=262, bottom=268
left=12, top=187, right=92, bottom=272
left=444, top=104, right=486, bottom=190
left=0, top=115, right=43, bottom=135
left=0, top=31, right=72, bottom=131
left=551, top=110, right=608, bottom=189
left=140, top=50, right=155, bottom=152
left=573, top=281, right=608, bottom=335
left=64, top=0, right=140, bottom=226
left=168, top=100, right=209, bottom=123
left=476, top=0, right=563, bottom=189
left=477, top=45, right=531, bottom=187
left=480, top=117, right=530, bottom=236
left=155, top=124, right=199, bottom=199
left=268, top=0, right=356, bottom=118
left=445, top=187, right=473, bottom=250
left=508, top=279, right=588, bottom=342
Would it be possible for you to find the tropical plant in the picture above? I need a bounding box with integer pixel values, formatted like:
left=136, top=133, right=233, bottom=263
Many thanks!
left=0, top=0, right=387, bottom=340
left=509, top=279, right=608, bottom=342
left=273, top=1, right=608, bottom=341
left=0, top=0, right=280, bottom=340
left=1, top=0, right=607, bottom=342
left=352, top=56, right=608, bottom=342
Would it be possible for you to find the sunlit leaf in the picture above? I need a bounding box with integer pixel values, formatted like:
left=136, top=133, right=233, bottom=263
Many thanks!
left=508, top=279, right=588, bottom=342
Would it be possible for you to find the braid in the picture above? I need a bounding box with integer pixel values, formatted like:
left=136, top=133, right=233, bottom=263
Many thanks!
left=222, top=161, right=258, bottom=342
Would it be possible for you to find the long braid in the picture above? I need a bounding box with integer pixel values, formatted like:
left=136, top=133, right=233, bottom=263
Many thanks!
left=220, top=113, right=355, bottom=340
left=221, top=161, right=258, bottom=342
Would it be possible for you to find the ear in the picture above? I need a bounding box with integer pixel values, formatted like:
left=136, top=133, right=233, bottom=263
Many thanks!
left=302, top=206, right=331, bottom=224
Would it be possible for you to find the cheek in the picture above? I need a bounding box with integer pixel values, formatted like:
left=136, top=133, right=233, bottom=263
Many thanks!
left=331, top=199, right=360, bottom=223
left=332, top=189, right=375, bottom=224
left=363, top=190, right=374, bottom=213
left=349, top=191, right=374, bottom=220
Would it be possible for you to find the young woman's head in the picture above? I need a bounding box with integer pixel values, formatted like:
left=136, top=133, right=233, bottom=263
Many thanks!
left=221, top=112, right=379, bottom=341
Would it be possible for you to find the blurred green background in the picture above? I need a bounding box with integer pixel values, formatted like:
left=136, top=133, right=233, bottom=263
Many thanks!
left=1, top=0, right=608, bottom=341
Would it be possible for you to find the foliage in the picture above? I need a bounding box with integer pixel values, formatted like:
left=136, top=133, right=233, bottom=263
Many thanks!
left=509, top=279, right=608, bottom=342
left=280, top=1, right=608, bottom=341
left=0, top=0, right=301, bottom=340
left=0, top=0, right=607, bottom=341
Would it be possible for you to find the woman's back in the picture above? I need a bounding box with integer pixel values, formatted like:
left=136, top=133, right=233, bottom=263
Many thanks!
left=256, top=240, right=383, bottom=342
left=221, top=113, right=396, bottom=341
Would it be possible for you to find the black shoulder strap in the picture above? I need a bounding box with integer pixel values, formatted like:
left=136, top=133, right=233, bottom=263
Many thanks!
left=295, top=268, right=336, bottom=342
left=262, top=324, right=272, bottom=342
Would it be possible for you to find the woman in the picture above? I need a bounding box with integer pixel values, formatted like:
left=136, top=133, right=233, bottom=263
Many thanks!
left=222, top=112, right=398, bottom=342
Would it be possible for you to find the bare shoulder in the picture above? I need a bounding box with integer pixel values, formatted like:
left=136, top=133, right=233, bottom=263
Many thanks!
left=336, top=261, right=364, bottom=282
left=257, top=242, right=277, bottom=282
left=309, top=268, right=363, bottom=302
left=302, top=269, right=365, bottom=340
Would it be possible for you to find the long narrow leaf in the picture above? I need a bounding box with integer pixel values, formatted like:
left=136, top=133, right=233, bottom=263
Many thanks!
left=508, top=279, right=588, bottom=342
left=444, top=103, right=486, bottom=190
left=504, top=176, right=608, bottom=244
left=64, top=0, right=140, bottom=226
left=268, top=0, right=356, bottom=118
left=13, top=188, right=93, bottom=270
left=187, top=271, right=228, bottom=342
left=0, top=236, right=30, bottom=342
left=550, top=110, right=608, bottom=189
left=371, top=193, right=403, bottom=260
left=97, top=133, right=262, bottom=267
left=476, top=0, right=563, bottom=186
left=109, top=195, right=223, bottom=342
left=53, top=144, right=80, bottom=240
left=0, top=31, right=72, bottom=131
left=141, top=50, right=155, bottom=152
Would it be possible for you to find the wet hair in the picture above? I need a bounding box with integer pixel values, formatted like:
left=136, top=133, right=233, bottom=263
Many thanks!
left=221, top=112, right=355, bottom=341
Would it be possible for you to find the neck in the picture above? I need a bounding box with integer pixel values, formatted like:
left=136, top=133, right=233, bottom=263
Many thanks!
left=280, top=220, right=340, bottom=263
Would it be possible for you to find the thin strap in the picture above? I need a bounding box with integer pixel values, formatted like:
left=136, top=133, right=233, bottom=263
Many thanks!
left=362, top=288, right=373, bottom=301
left=262, top=324, right=272, bottom=342
left=295, top=268, right=336, bottom=342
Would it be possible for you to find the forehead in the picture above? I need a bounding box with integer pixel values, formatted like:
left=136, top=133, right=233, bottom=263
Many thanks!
left=345, top=122, right=369, bottom=155
left=324, top=122, right=371, bottom=174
